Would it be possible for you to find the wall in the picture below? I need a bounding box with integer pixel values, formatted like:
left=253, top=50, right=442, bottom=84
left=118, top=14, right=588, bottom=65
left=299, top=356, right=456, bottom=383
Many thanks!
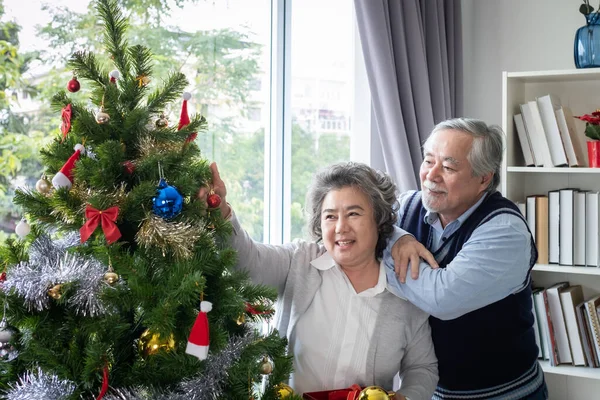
left=462, top=0, right=582, bottom=124
left=462, top=1, right=599, bottom=398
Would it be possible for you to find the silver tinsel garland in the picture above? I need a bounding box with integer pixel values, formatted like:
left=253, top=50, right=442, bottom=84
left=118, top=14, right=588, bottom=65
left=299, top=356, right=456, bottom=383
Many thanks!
left=101, top=332, right=256, bottom=400
left=4, top=367, right=76, bottom=400
left=3, top=233, right=114, bottom=316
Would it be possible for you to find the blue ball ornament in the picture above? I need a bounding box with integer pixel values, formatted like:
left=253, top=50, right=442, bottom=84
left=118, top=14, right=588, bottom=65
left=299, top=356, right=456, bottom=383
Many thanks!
left=152, top=179, right=183, bottom=219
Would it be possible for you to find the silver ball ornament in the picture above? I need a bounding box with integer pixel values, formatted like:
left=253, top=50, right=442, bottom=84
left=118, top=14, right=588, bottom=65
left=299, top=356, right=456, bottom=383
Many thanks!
left=0, top=320, right=17, bottom=362
left=96, top=111, right=110, bottom=124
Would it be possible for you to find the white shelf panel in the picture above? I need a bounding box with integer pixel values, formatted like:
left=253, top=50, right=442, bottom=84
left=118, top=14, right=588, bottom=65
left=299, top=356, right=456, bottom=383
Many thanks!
left=539, top=360, right=600, bottom=379
left=507, top=167, right=600, bottom=174
left=533, top=265, right=600, bottom=276
left=506, top=68, right=600, bottom=82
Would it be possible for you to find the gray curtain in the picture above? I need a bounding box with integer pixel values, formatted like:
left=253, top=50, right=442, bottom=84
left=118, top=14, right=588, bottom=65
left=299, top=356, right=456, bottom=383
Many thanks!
left=355, top=0, right=463, bottom=191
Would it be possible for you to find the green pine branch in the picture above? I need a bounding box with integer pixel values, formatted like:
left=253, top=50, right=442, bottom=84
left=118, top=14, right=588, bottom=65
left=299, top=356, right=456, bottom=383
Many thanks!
left=146, top=71, right=189, bottom=114
left=96, top=0, right=131, bottom=77
left=67, top=51, right=107, bottom=89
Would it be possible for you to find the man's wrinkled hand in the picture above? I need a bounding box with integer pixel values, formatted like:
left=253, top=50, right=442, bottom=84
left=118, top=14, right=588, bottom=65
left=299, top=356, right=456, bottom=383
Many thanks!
left=392, top=235, right=439, bottom=283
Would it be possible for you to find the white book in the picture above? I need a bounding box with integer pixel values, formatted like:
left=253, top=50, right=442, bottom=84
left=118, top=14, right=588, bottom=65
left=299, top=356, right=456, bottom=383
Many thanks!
left=536, top=95, right=569, bottom=167
left=546, top=282, right=573, bottom=364
left=526, top=196, right=537, bottom=242
left=516, top=201, right=526, bottom=217
left=520, top=102, right=554, bottom=168
left=574, top=191, right=587, bottom=266
left=564, top=106, right=587, bottom=166
left=556, top=107, right=585, bottom=167
left=534, top=289, right=551, bottom=360
left=560, top=285, right=587, bottom=366
left=559, top=189, right=575, bottom=266
left=586, top=192, right=600, bottom=267
left=532, top=289, right=544, bottom=358
left=548, top=190, right=560, bottom=264
left=513, top=114, right=536, bottom=166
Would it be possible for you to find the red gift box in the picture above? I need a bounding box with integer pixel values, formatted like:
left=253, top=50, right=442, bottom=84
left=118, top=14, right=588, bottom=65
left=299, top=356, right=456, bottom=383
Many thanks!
left=303, top=384, right=362, bottom=400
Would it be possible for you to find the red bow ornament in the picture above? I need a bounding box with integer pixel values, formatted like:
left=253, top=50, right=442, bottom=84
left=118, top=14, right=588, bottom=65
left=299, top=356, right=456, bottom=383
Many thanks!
left=80, top=205, right=122, bottom=244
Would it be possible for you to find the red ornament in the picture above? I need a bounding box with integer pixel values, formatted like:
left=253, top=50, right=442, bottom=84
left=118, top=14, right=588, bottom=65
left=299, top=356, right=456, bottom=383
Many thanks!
left=67, top=77, right=80, bottom=93
left=207, top=192, right=221, bottom=209
left=122, top=160, right=136, bottom=175
left=0, top=272, right=6, bottom=282
left=80, top=205, right=122, bottom=244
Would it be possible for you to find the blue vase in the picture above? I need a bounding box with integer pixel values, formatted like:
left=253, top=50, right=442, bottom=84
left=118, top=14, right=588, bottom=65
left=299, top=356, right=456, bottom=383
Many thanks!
left=575, top=13, right=600, bottom=68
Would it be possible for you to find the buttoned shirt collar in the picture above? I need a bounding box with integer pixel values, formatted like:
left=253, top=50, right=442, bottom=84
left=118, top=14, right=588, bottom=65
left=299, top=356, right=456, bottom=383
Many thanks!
left=423, top=192, right=489, bottom=233
left=310, top=252, right=387, bottom=296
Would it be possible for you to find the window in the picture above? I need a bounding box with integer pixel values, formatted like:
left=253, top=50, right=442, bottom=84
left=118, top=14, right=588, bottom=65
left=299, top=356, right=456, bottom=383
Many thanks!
left=1, top=0, right=371, bottom=245
left=289, top=0, right=357, bottom=241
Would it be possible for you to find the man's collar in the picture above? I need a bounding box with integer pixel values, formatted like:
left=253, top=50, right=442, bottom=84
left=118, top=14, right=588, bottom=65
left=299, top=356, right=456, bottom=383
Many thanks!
left=422, top=192, right=489, bottom=227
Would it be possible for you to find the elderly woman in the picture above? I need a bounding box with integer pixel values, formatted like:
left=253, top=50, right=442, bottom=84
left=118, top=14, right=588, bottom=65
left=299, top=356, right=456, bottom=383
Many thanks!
left=199, top=161, right=437, bottom=400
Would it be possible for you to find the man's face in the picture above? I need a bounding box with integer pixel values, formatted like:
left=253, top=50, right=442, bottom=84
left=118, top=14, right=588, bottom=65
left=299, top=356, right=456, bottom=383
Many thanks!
left=419, top=129, right=492, bottom=227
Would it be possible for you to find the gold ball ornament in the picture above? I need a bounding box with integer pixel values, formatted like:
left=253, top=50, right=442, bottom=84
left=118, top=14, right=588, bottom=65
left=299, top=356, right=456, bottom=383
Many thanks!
left=236, top=314, right=245, bottom=325
left=259, top=356, right=273, bottom=375
left=155, top=114, right=169, bottom=128
left=103, top=271, right=119, bottom=285
left=357, top=386, right=395, bottom=400
left=48, top=284, right=63, bottom=300
left=95, top=110, right=110, bottom=124
left=138, top=329, right=175, bottom=357
left=35, top=178, right=52, bottom=194
left=275, top=383, right=294, bottom=399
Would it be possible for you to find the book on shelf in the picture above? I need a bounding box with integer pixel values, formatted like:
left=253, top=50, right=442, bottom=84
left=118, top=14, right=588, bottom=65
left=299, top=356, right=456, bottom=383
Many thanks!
left=513, top=114, right=536, bottom=166
left=543, top=288, right=561, bottom=366
left=520, top=102, right=554, bottom=167
left=546, top=282, right=573, bottom=364
left=574, top=191, right=587, bottom=266
left=584, top=295, right=600, bottom=366
left=560, top=285, right=587, bottom=366
left=533, top=288, right=551, bottom=360
left=536, top=94, right=569, bottom=167
left=516, top=201, right=526, bottom=217
left=548, top=191, right=560, bottom=264
left=527, top=195, right=549, bottom=264
left=532, top=288, right=544, bottom=358
left=526, top=197, right=536, bottom=242
left=559, top=189, right=575, bottom=266
left=586, top=192, right=600, bottom=267
left=556, top=106, right=586, bottom=167
left=576, top=301, right=597, bottom=367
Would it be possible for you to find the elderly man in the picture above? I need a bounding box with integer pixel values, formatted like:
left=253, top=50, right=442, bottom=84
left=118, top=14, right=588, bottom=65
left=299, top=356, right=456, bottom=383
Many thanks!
left=385, top=118, right=547, bottom=400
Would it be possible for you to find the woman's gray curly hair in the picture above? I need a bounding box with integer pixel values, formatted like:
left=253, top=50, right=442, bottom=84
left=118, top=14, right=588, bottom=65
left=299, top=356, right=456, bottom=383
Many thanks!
left=305, top=162, right=399, bottom=258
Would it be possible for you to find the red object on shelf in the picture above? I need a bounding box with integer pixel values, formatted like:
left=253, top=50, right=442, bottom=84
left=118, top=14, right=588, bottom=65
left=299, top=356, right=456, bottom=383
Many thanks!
left=587, top=141, right=600, bottom=168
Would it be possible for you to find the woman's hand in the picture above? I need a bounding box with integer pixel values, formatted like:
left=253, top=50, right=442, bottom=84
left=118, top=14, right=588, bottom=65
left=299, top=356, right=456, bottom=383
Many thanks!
left=197, top=162, right=231, bottom=218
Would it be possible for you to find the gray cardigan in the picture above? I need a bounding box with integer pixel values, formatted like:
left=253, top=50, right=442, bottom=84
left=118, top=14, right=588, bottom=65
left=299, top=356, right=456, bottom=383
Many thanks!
left=229, top=213, right=438, bottom=400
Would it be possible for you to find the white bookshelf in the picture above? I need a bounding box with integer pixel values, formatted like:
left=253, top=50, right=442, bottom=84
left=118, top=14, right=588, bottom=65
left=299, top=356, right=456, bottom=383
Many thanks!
left=539, top=361, right=600, bottom=379
left=502, top=69, right=600, bottom=395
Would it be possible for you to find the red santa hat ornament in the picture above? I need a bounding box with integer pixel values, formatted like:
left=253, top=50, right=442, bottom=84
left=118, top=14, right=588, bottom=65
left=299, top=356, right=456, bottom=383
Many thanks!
left=52, top=144, right=86, bottom=190
left=178, top=92, right=192, bottom=130
left=185, top=300, right=212, bottom=360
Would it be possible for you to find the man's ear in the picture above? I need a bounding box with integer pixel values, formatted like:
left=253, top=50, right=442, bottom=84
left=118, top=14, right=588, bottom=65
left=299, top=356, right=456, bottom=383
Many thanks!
left=480, top=173, right=493, bottom=187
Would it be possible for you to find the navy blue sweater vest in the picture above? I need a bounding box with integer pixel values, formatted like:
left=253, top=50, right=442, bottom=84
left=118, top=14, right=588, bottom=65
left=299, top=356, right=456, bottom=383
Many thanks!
left=399, top=191, right=539, bottom=391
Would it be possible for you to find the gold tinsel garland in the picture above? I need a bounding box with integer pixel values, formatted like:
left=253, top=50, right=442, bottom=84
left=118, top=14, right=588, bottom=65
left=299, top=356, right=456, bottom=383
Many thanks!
left=135, top=214, right=206, bottom=259
left=137, top=136, right=182, bottom=158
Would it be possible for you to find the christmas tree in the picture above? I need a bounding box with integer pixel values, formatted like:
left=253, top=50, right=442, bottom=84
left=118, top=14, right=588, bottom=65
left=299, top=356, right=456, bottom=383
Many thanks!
left=0, top=1, right=300, bottom=398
